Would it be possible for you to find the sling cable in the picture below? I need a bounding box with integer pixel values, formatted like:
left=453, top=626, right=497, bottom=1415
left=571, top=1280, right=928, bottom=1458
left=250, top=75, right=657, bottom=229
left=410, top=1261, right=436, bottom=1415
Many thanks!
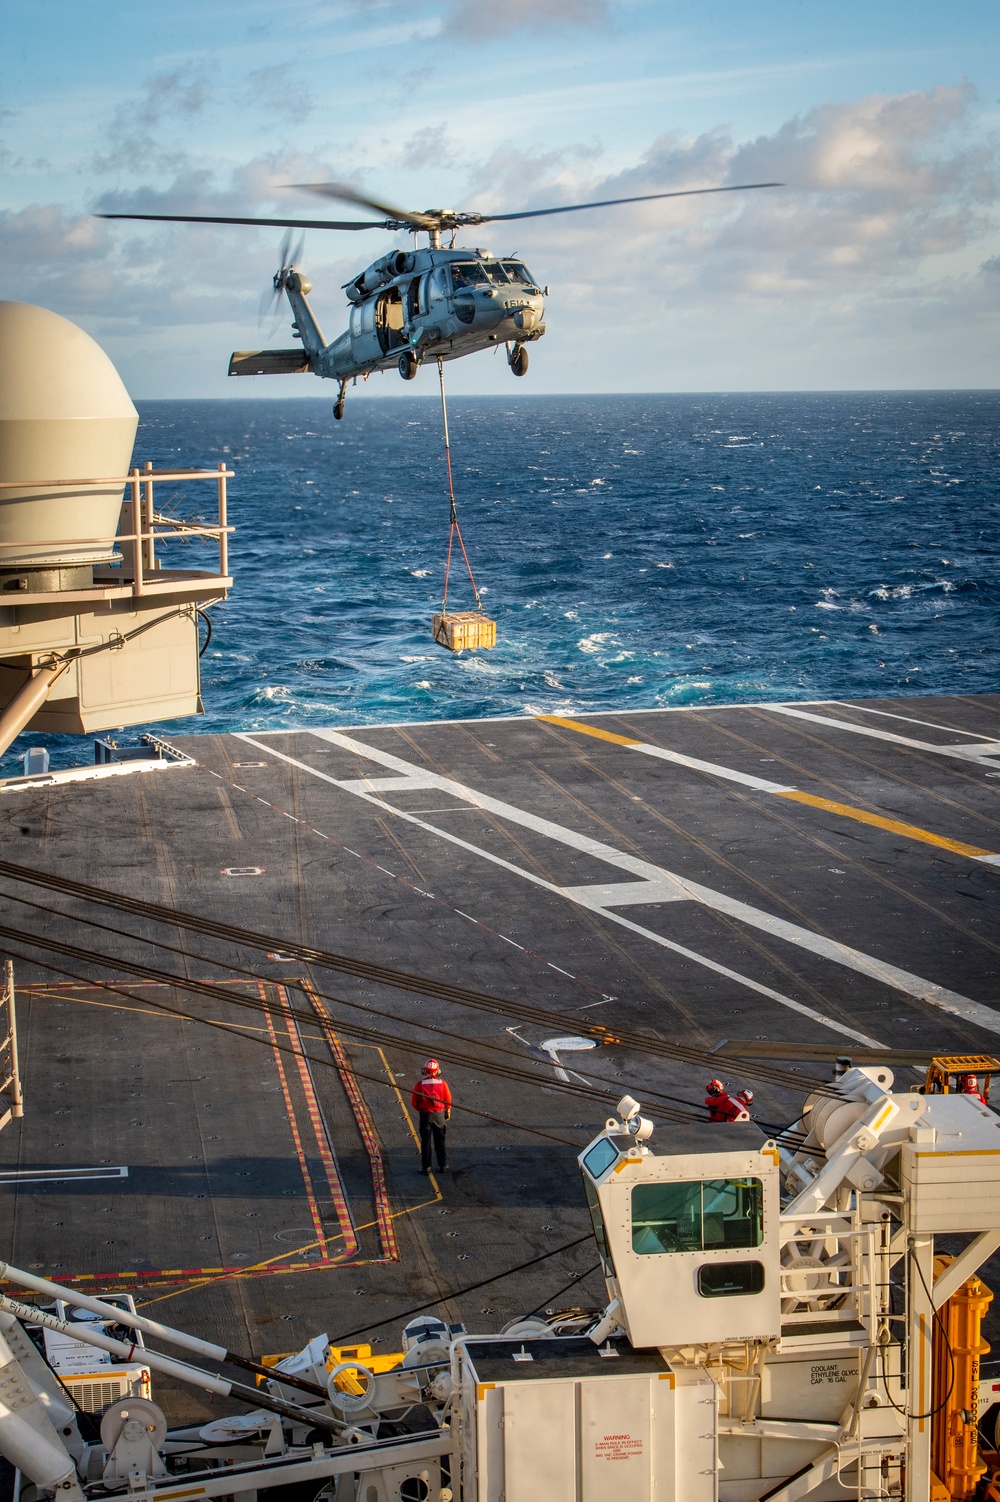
left=431, top=357, right=496, bottom=652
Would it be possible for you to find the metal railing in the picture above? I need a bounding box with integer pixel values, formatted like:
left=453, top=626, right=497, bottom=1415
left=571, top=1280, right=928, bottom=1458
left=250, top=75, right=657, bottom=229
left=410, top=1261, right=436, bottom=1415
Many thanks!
left=0, top=463, right=233, bottom=598
left=778, top=1213, right=877, bottom=1339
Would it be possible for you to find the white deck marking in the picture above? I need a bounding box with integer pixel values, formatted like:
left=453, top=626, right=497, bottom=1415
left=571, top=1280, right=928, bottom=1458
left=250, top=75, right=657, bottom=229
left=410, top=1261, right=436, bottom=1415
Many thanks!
left=539, top=714, right=999, bottom=864
left=817, top=702, right=997, bottom=739
left=236, top=730, right=998, bottom=1041
left=238, top=734, right=879, bottom=1044
left=339, top=774, right=441, bottom=792
left=629, top=744, right=796, bottom=793
left=562, top=879, right=688, bottom=907
left=0, top=1165, right=129, bottom=1184
left=763, top=704, right=1000, bottom=764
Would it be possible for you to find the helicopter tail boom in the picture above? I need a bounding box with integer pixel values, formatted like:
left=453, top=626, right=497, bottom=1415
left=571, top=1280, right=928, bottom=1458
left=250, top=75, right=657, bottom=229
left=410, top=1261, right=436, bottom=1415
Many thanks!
left=280, top=269, right=327, bottom=356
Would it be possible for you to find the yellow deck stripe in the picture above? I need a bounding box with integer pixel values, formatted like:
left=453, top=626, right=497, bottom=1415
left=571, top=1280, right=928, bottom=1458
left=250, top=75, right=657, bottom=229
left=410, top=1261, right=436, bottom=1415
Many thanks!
left=536, top=714, right=641, bottom=747
left=776, top=791, right=994, bottom=859
left=538, top=715, right=998, bottom=862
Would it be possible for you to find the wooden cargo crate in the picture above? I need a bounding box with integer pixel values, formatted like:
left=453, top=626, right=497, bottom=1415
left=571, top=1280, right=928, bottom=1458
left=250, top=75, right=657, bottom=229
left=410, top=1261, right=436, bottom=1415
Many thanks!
left=432, top=610, right=497, bottom=652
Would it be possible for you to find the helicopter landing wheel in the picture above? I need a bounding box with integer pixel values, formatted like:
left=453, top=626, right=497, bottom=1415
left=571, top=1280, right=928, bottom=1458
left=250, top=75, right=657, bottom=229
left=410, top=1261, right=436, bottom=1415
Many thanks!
left=398, top=352, right=418, bottom=381
left=333, top=400, right=345, bottom=420
left=509, top=344, right=528, bottom=377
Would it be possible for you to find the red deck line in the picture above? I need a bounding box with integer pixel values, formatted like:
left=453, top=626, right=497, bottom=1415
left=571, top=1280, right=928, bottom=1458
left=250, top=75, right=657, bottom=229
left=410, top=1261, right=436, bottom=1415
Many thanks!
left=12, top=979, right=377, bottom=1288
left=260, top=982, right=329, bottom=1254
left=273, top=984, right=359, bottom=1260
left=299, top=978, right=397, bottom=1261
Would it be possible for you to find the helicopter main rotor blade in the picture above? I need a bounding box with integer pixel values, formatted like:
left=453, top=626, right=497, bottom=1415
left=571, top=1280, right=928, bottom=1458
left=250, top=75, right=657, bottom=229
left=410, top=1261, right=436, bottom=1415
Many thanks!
left=463, top=180, right=783, bottom=226
left=286, top=182, right=438, bottom=230
left=98, top=181, right=782, bottom=237
left=97, top=212, right=390, bottom=231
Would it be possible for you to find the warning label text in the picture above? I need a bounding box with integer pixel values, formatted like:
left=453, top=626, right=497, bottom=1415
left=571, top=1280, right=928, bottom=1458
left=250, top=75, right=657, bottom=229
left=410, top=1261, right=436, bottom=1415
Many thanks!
left=595, top=1433, right=643, bottom=1462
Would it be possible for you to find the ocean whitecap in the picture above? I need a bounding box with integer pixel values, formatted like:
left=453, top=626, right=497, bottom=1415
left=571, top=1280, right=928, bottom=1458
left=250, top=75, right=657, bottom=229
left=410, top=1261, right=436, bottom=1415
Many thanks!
left=577, top=633, right=615, bottom=654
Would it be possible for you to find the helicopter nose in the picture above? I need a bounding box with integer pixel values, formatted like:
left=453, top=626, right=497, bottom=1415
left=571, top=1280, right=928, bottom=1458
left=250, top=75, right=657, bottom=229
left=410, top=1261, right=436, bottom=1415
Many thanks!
left=512, top=305, right=540, bottom=332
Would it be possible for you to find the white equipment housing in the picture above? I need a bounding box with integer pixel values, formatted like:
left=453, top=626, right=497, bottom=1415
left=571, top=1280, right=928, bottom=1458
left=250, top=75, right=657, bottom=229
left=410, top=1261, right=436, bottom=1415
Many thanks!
left=36, top=1299, right=151, bottom=1415
left=2, top=1067, right=1000, bottom=1502
left=580, top=1119, right=782, bottom=1348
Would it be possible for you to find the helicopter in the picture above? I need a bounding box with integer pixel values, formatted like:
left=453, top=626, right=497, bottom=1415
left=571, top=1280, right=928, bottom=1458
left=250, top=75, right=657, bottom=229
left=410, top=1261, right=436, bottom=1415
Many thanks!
left=100, top=178, right=780, bottom=419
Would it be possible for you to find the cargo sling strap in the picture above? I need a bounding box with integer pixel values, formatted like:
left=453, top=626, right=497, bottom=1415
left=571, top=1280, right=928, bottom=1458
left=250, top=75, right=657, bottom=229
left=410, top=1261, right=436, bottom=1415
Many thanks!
left=437, top=357, right=484, bottom=617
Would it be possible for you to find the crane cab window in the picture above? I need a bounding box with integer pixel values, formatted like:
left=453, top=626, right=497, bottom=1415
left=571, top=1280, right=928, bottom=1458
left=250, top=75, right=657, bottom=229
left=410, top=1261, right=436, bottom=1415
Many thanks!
left=450, top=261, right=489, bottom=290
left=631, top=1178, right=763, bottom=1255
left=582, top=1138, right=619, bottom=1180
left=697, top=1262, right=765, bottom=1298
left=583, top=1175, right=616, bottom=1277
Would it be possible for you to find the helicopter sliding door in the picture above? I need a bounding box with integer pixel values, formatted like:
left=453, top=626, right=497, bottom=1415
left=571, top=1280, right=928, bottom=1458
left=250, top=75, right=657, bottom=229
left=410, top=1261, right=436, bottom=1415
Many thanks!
left=375, top=289, right=406, bottom=354
left=349, top=298, right=381, bottom=367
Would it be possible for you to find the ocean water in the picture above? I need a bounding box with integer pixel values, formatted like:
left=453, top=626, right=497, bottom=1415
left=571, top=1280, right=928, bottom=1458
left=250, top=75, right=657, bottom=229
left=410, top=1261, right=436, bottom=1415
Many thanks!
left=4, top=391, right=999, bottom=770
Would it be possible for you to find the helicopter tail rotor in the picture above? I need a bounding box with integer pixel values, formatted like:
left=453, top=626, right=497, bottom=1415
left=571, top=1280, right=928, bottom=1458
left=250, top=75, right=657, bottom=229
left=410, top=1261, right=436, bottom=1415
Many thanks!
left=259, top=229, right=306, bottom=336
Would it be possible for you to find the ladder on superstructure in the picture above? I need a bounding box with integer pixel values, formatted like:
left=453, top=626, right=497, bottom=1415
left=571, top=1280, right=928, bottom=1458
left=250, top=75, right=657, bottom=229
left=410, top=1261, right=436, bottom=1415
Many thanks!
left=0, top=960, right=24, bottom=1131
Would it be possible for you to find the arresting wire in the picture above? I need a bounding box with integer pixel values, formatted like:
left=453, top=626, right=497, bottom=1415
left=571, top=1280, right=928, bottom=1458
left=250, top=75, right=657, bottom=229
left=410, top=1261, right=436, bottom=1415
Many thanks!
left=0, top=940, right=582, bottom=1147
left=0, top=918, right=705, bottom=1126
left=0, top=859, right=831, bottom=1098
left=0, top=885, right=813, bottom=1140
left=0, top=887, right=711, bottom=1124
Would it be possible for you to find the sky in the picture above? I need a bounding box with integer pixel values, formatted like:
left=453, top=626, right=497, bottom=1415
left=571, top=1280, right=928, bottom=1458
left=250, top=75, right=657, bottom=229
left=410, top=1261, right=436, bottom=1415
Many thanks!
left=2, top=0, right=1000, bottom=396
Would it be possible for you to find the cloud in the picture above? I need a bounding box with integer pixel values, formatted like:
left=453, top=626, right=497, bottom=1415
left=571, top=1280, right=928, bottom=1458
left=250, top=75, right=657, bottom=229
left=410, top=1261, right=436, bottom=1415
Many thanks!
left=499, top=82, right=998, bottom=304
left=400, top=125, right=459, bottom=174
left=0, top=205, right=118, bottom=315
left=94, top=69, right=209, bottom=173
left=243, top=66, right=314, bottom=123
left=352, top=0, right=611, bottom=39
left=6, top=82, right=999, bottom=393
left=461, top=140, right=602, bottom=206
left=0, top=112, right=50, bottom=174
left=440, top=81, right=1000, bottom=389
left=440, top=0, right=610, bottom=38
left=94, top=152, right=347, bottom=219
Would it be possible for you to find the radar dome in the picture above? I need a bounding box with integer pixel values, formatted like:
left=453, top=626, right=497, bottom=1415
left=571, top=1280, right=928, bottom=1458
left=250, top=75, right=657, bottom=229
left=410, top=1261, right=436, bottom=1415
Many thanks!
left=0, top=302, right=138, bottom=590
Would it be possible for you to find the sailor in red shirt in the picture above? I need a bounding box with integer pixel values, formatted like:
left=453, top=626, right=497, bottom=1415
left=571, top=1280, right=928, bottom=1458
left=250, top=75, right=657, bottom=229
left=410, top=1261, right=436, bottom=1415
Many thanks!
left=957, top=1073, right=987, bottom=1105
left=411, top=1059, right=452, bottom=1174
left=705, top=1078, right=750, bottom=1123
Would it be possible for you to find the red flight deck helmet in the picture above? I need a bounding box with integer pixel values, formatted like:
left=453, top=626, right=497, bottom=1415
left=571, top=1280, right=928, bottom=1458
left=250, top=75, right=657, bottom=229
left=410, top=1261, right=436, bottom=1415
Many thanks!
left=424, top=1059, right=441, bottom=1076
left=737, top=1088, right=754, bottom=1106
left=963, top=1074, right=979, bottom=1092
left=706, top=1079, right=725, bottom=1097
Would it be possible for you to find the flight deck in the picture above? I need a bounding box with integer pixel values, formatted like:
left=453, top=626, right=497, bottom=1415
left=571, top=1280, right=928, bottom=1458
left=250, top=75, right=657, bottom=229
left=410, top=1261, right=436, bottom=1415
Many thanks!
left=0, top=692, right=998, bottom=1422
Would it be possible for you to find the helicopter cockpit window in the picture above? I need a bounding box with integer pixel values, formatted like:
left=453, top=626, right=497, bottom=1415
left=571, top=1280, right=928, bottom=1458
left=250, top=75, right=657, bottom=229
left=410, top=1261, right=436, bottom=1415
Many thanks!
left=501, top=261, right=536, bottom=287
left=480, top=260, right=512, bottom=284
left=450, top=261, right=490, bottom=290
